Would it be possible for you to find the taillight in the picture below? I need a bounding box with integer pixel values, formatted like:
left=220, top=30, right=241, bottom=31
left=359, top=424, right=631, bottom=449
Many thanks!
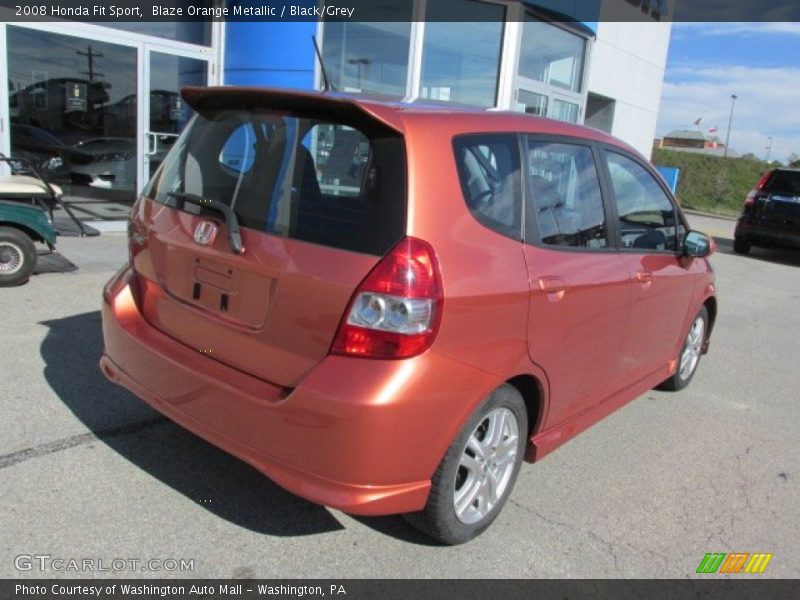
left=331, top=237, right=443, bottom=359
left=746, top=171, right=774, bottom=208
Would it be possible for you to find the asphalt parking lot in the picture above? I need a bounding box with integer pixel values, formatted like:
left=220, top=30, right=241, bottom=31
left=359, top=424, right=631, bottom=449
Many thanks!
left=1, top=213, right=798, bottom=579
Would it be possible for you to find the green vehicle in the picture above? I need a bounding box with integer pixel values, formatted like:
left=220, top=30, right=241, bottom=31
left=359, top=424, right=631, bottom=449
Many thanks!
left=0, top=155, right=94, bottom=286
left=0, top=199, right=57, bottom=286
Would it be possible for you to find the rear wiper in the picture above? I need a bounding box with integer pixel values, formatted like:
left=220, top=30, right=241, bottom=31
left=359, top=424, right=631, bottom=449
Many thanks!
left=167, top=192, right=244, bottom=254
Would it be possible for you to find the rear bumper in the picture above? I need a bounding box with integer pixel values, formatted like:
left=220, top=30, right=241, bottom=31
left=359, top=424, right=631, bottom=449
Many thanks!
left=736, top=217, right=800, bottom=248
left=101, top=266, right=496, bottom=515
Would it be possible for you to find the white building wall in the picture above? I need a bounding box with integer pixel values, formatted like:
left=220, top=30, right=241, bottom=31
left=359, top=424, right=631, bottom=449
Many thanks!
left=587, top=21, right=672, bottom=159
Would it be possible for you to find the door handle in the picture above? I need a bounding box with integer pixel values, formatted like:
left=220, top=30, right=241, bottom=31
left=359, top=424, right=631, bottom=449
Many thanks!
left=145, top=132, right=157, bottom=156
left=538, top=276, right=567, bottom=301
left=636, top=270, right=653, bottom=285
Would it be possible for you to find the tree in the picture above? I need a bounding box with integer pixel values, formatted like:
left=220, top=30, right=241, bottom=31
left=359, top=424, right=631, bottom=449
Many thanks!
left=788, top=153, right=800, bottom=168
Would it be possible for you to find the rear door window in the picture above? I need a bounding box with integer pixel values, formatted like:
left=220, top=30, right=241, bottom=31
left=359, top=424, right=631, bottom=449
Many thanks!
left=146, top=109, right=406, bottom=256
left=604, top=151, right=680, bottom=252
left=453, top=134, right=522, bottom=240
left=765, top=170, right=800, bottom=195
left=525, top=140, right=609, bottom=249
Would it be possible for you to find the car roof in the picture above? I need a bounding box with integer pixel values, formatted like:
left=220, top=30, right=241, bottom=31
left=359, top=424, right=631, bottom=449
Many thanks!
left=182, top=85, right=639, bottom=157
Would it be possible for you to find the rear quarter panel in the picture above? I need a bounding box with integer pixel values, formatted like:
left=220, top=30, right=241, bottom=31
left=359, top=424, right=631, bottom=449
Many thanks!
left=401, top=117, right=545, bottom=437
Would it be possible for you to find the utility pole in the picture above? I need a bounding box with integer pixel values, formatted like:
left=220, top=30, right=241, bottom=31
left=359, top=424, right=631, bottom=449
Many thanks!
left=77, top=45, right=104, bottom=82
left=766, top=136, right=773, bottom=163
left=724, top=94, right=737, bottom=158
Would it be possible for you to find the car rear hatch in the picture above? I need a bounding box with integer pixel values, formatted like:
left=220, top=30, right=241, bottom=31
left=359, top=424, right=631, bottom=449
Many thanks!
left=757, top=170, right=800, bottom=229
left=129, top=87, right=407, bottom=387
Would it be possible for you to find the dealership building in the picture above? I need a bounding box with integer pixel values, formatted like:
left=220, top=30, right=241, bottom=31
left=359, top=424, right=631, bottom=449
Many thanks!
left=0, top=1, right=671, bottom=218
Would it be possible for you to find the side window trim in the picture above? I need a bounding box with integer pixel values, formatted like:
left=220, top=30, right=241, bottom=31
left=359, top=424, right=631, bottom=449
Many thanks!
left=597, top=144, right=687, bottom=256
left=591, top=141, right=622, bottom=251
left=521, top=133, right=616, bottom=253
left=591, top=141, right=621, bottom=251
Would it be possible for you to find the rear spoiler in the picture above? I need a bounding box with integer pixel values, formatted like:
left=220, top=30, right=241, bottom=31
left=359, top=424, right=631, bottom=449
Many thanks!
left=181, top=86, right=404, bottom=133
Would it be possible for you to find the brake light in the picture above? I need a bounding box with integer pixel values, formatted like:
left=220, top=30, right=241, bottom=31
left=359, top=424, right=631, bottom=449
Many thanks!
left=755, top=171, right=774, bottom=190
left=331, top=237, right=443, bottom=359
left=746, top=171, right=774, bottom=207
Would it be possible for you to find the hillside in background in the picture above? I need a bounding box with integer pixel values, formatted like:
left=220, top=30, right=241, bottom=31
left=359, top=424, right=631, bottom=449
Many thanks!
left=652, top=149, right=774, bottom=217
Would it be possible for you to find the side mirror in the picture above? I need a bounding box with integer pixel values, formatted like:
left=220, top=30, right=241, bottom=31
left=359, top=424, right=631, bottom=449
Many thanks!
left=683, top=230, right=715, bottom=258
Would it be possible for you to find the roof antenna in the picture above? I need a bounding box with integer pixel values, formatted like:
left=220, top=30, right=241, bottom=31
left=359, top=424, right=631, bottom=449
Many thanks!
left=312, top=35, right=335, bottom=92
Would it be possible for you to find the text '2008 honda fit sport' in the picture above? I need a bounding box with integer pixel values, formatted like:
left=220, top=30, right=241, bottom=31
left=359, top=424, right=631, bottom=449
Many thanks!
left=101, top=87, right=717, bottom=544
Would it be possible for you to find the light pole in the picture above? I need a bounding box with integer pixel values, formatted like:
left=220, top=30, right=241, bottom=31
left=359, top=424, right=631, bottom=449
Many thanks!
left=766, top=136, right=773, bottom=163
left=724, top=94, right=737, bottom=158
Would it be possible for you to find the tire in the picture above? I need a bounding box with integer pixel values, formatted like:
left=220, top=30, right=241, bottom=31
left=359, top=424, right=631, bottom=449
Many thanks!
left=733, top=236, right=751, bottom=254
left=659, top=306, right=709, bottom=392
left=0, top=226, right=37, bottom=287
left=405, top=384, right=528, bottom=545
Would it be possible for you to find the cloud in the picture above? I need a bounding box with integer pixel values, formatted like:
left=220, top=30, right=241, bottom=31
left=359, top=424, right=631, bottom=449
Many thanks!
left=672, top=22, right=800, bottom=38
left=657, top=64, right=800, bottom=162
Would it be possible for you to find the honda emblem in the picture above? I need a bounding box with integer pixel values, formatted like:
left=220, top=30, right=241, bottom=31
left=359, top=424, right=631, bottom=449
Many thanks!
left=193, top=221, right=218, bottom=246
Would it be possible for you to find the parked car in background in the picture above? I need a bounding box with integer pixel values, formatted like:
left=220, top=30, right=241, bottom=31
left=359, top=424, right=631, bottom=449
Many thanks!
left=9, top=123, right=70, bottom=183
left=734, top=168, right=800, bottom=254
left=68, top=138, right=137, bottom=192
left=101, top=87, right=717, bottom=545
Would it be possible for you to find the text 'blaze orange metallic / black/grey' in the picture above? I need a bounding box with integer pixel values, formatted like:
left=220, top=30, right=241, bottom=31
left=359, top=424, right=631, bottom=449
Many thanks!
left=101, top=86, right=717, bottom=545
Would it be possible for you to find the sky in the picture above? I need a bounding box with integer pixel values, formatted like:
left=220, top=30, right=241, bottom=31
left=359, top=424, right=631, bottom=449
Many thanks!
left=656, top=23, right=800, bottom=163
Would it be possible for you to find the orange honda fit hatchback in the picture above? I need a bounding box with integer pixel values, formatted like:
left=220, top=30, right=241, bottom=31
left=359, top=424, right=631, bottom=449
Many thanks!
left=101, top=87, right=716, bottom=544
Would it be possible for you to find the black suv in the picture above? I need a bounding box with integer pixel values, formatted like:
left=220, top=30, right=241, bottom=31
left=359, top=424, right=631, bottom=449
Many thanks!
left=734, top=168, right=800, bottom=254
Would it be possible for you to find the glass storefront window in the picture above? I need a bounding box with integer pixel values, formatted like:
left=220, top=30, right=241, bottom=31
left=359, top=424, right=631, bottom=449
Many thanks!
left=519, top=17, right=586, bottom=93
left=7, top=26, right=138, bottom=202
left=420, top=1, right=505, bottom=107
left=517, top=90, right=549, bottom=116
left=107, top=22, right=212, bottom=48
left=6, top=25, right=209, bottom=213
left=552, top=98, right=580, bottom=123
left=147, top=53, right=209, bottom=180
left=322, top=0, right=413, bottom=98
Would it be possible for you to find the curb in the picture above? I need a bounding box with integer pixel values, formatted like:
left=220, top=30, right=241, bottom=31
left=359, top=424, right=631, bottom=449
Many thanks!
left=682, top=209, right=738, bottom=222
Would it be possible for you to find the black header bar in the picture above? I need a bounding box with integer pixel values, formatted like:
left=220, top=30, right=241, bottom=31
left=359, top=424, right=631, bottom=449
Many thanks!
left=2, top=579, right=799, bottom=600
left=1, top=0, right=800, bottom=23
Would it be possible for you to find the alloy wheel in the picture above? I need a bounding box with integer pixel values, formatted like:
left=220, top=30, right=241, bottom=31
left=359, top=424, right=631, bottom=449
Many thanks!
left=679, top=316, right=705, bottom=380
left=454, top=407, right=519, bottom=525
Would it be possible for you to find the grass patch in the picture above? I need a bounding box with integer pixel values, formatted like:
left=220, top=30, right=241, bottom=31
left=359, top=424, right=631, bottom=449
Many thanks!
left=652, top=149, right=771, bottom=217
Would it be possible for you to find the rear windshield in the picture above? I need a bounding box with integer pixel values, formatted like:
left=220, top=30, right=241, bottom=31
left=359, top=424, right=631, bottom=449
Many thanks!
left=766, top=170, right=800, bottom=195
left=144, top=108, right=407, bottom=256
